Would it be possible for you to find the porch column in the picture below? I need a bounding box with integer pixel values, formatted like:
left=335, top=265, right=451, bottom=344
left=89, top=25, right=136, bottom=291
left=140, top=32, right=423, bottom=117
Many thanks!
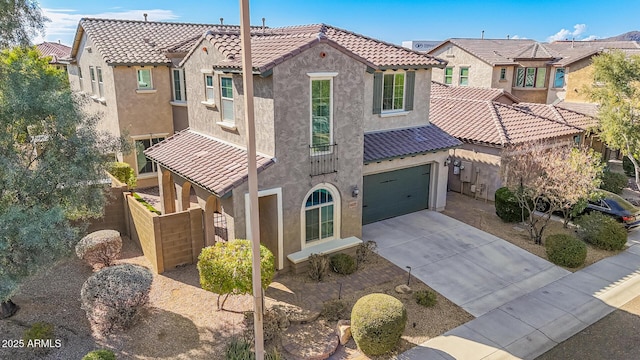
left=158, top=166, right=176, bottom=214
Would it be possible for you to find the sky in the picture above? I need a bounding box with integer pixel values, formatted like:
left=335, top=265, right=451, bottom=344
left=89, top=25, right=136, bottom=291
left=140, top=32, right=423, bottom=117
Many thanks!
left=36, top=0, right=639, bottom=46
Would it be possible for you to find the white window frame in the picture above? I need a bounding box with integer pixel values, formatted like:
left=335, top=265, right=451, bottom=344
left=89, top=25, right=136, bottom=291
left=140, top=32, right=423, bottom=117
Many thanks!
left=136, top=67, right=154, bottom=91
left=308, top=73, right=337, bottom=154
left=132, top=133, right=168, bottom=177
left=382, top=71, right=406, bottom=112
left=220, top=76, right=234, bottom=124
left=499, top=67, right=507, bottom=81
left=459, top=67, right=469, bottom=86
left=96, top=66, right=104, bottom=99
left=444, top=67, right=453, bottom=85
left=203, top=74, right=215, bottom=104
left=89, top=66, right=97, bottom=95
left=300, top=183, right=341, bottom=248
left=171, top=68, right=186, bottom=102
left=515, top=67, right=547, bottom=88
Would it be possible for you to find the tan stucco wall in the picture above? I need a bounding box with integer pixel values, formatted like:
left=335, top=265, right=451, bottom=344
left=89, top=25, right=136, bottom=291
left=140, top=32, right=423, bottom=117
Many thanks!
left=172, top=105, right=189, bottom=132
left=564, top=57, right=594, bottom=103
left=448, top=145, right=502, bottom=201
left=546, top=67, right=568, bottom=104
left=511, top=61, right=551, bottom=104
left=430, top=45, right=495, bottom=88
left=490, top=66, right=515, bottom=92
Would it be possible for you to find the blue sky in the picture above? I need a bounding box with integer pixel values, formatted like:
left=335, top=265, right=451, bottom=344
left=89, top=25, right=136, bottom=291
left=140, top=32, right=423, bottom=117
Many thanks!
left=37, top=0, right=639, bottom=46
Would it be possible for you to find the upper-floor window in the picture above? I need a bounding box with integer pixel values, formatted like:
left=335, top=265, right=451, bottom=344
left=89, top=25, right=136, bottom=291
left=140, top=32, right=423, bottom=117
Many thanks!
left=372, top=70, right=415, bottom=114
left=553, top=68, right=566, bottom=88
left=136, top=68, right=152, bottom=89
left=500, top=68, right=507, bottom=81
left=444, top=67, right=453, bottom=85
left=89, top=66, right=97, bottom=95
left=204, top=74, right=214, bottom=102
left=515, top=67, right=546, bottom=88
left=78, top=66, right=83, bottom=91
left=459, top=67, right=469, bottom=86
left=220, top=76, right=234, bottom=122
left=135, top=136, right=165, bottom=174
left=310, top=77, right=332, bottom=149
left=172, top=69, right=186, bottom=101
left=96, top=66, right=104, bottom=98
left=383, top=72, right=405, bottom=111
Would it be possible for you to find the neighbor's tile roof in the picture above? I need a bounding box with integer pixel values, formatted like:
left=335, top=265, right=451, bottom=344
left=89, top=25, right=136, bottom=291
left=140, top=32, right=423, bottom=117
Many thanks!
left=36, top=41, right=71, bottom=63
left=144, top=130, right=274, bottom=196
left=363, top=125, right=461, bottom=163
left=430, top=83, right=589, bottom=146
left=199, top=24, right=446, bottom=72
left=430, top=81, right=520, bottom=103
left=430, top=38, right=541, bottom=65
left=556, top=101, right=599, bottom=117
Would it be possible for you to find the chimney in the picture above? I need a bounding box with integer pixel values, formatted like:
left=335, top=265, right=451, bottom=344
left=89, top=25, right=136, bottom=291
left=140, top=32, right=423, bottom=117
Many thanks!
left=481, top=30, right=485, bottom=40
left=220, top=17, right=224, bottom=25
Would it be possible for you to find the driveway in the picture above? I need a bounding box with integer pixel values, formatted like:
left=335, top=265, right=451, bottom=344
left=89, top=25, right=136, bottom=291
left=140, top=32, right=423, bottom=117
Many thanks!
left=363, top=210, right=570, bottom=317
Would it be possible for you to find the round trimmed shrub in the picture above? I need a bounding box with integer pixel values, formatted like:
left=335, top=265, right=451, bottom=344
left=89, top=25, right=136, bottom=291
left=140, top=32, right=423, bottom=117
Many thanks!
left=495, top=187, right=529, bottom=223
left=351, top=293, right=407, bottom=356
left=330, top=253, right=357, bottom=275
left=600, top=170, right=628, bottom=195
left=82, top=349, right=116, bottom=360
left=81, top=264, right=153, bottom=334
left=76, top=230, right=122, bottom=269
left=575, top=212, right=627, bottom=250
left=545, top=234, right=587, bottom=268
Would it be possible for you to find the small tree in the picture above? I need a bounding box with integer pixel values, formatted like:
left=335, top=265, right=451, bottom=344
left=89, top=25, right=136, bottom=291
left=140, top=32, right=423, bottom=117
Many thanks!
left=0, top=0, right=47, bottom=48
left=501, top=141, right=602, bottom=244
left=197, top=240, right=275, bottom=310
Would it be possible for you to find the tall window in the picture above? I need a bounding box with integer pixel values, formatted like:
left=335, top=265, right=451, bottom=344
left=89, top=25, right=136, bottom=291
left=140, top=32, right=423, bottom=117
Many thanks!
left=89, top=66, right=97, bottom=95
left=78, top=66, right=83, bottom=91
left=515, top=67, right=546, bottom=88
left=220, top=76, right=234, bottom=122
left=305, top=188, right=335, bottom=243
left=382, top=72, right=405, bottom=111
left=553, top=68, right=566, bottom=88
left=204, top=74, right=214, bottom=102
left=311, top=78, right=332, bottom=149
left=135, top=137, right=165, bottom=174
left=499, top=68, right=507, bottom=81
left=137, top=68, right=152, bottom=89
left=172, top=69, right=186, bottom=101
left=444, top=67, right=453, bottom=84
left=96, top=66, right=104, bottom=98
left=459, top=67, right=469, bottom=86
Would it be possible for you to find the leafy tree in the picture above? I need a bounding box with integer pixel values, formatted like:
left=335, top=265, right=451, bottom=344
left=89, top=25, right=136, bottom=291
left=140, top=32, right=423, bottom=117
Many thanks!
left=0, top=0, right=47, bottom=48
left=0, top=47, right=118, bottom=318
left=501, top=141, right=603, bottom=244
left=588, top=50, right=640, bottom=188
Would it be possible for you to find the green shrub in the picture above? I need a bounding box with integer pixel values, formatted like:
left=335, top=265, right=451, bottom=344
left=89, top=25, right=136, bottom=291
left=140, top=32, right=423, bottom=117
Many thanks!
left=545, top=234, right=587, bottom=268
left=198, top=240, right=275, bottom=310
left=322, top=299, right=347, bottom=321
left=623, top=156, right=636, bottom=177
left=495, top=187, right=529, bottom=223
left=307, top=253, right=329, bottom=281
left=132, top=192, right=161, bottom=215
left=600, top=170, right=628, bottom=194
left=414, top=290, right=437, bottom=307
left=224, top=337, right=281, bottom=360
left=330, top=253, right=357, bottom=275
left=108, top=162, right=136, bottom=188
left=356, top=240, right=377, bottom=267
left=575, top=212, right=627, bottom=250
left=243, top=309, right=281, bottom=343
left=82, top=349, right=117, bottom=360
left=23, top=322, right=54, bottom=343
left=351, top=293, right=407, bottom=356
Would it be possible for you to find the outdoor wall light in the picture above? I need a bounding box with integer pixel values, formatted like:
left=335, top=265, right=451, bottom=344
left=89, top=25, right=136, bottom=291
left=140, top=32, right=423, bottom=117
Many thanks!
left=444, top=157, right=451, bottom=167
left=352, top=185, right=359, bottom=198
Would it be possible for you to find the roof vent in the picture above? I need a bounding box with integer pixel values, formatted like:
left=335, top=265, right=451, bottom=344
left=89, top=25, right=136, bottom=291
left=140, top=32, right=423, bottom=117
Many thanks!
left=481, top=30, right=485, bottom=40
left=220, top=17, right=224, bottom=25
left=143, top=13, right=148, bottom=21
left=507, top=35, right=510, bottom=40
left=262, top=17, right=266, bottom=32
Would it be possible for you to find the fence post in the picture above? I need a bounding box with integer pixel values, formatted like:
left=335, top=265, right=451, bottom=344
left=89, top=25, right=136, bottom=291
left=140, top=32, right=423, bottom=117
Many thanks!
left=189, top=207, right=204, bottom=263
left=153, top=216, right=164, bottom=274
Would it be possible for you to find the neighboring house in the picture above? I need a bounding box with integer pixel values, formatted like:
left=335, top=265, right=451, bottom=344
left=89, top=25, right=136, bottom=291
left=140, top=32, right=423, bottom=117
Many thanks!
left=402, top=40, right=441, bottom=52
left=427, top=38, right=640, bottom=104
left=66, top=18, right=221, bottom=187
left=35, top=41, right=71, bottom=71
left=429, top=81, right=596, bottom=200
left=144, top=24, right=460, bottom=272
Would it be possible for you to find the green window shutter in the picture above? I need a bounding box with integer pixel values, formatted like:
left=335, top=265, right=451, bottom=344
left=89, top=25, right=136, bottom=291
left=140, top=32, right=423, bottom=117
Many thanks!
left=372, top=72, right=382, bottom=114
left=404, top=70, right=415, bottom=111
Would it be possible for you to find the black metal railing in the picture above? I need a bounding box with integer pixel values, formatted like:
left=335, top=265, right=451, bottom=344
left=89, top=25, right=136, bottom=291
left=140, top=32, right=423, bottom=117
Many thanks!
left=310, top=143, right=338, bottom=176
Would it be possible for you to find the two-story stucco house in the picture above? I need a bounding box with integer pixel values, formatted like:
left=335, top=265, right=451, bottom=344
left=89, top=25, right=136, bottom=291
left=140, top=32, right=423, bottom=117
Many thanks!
left=66, top=18, right=220, bottom=187
left=144, top=24, right=461, bottom=272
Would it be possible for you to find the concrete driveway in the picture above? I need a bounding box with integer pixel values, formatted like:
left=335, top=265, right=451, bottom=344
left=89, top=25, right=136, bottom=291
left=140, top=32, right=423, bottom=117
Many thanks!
left=363, top=210, right=570, bottom=317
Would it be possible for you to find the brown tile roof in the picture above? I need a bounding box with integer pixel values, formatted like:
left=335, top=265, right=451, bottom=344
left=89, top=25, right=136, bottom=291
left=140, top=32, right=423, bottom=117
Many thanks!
left=430, top=81, right=520, bottom=103
left=430, top=84, right=587, bottom=146
left=193, top=24, right=446, bottom=72
left=363, top=125, right=461, bottom=163
left=556, top=101, right=599, bottom=117
left=72, top=18, right=221, bottom=65
left=429, top=38, right=540, bottom=65
left=144, top=130, right=274, bottom=196
left=36, top=41, right=71, bottom=63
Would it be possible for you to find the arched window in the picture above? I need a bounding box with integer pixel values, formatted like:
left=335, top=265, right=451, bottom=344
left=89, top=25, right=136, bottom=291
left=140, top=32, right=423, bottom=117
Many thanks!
left=304, top=188, right=335, bottom=243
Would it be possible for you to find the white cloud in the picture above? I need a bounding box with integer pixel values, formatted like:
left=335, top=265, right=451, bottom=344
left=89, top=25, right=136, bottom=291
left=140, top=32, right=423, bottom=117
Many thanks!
left=34, top=8, right=179, bottom=44
left=546, top=23, right=588, bottom=42
left=510, top=35, right=524, bottom=39
left=581, top=35, right=599, bottom=41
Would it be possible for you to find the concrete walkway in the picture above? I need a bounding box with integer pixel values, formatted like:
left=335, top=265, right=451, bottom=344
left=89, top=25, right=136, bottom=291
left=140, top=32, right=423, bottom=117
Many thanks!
left=364, top=211, right=640, bottom=359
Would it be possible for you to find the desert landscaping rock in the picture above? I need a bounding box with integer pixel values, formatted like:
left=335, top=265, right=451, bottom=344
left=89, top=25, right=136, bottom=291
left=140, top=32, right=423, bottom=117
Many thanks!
left=282, top=322, right=339, bottom=360
left=274, top=303, right=321, bottom=324
left=337, top=319, right=352, bottom=345
left=395, top=284, right=412, bottom=294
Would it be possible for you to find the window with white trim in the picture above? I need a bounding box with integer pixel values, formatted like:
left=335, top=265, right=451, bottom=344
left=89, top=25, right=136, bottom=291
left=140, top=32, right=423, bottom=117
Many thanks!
left=135, top=136, right=165, bottom=174
left=444, top=67, right=453, bottom=85
left=136, top=68, right=153, bottom=89
left=89, top=66, right=97, bottom=95
left=500, top=67, right=507, bottom=81
left=382, top=72, right=405, bottom=111
left=204, top=74, right=214, bottom=102
left=310, top=77, right=332, bottom=149
left=172, top=68, right=186, bottom=101
left=304, top=188, right=335, bottom=243
left=220, top=76, right=234, bottom=122
left=96, top=66, right=104, bottom=98
left=515, top=67, right=546, bottom=88
left=459, top=67, right=469, bottom=86
left=553, top=68, right=566, bottom=88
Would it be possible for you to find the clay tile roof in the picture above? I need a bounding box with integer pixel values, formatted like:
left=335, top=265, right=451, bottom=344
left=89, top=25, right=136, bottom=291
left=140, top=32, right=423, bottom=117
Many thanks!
left=556, top=101, right=599, bottom=118
left=363, top=125, right=461, bottom=163
left=201, top=23, right=445, bottom=72
left=430, top=38, right=539, bottom=65
left=144, top=130, right=274, bottom=196
left=430, top=81, right=520, bottom=103
left=36, top=41, right=71, bottom=63
left=74, top=18, right=219, bottom=65
left=430, top=84, right=586, bottom=146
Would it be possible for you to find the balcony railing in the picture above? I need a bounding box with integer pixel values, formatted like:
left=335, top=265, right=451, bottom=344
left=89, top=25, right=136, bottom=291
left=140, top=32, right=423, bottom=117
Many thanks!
left=310, top=143, right=338, bottom=177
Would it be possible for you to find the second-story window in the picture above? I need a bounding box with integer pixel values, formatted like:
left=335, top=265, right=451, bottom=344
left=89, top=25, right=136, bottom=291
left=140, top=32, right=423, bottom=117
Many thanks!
left=220, top=76, right=234, bottom=123
left=444, top=67, right=453, bottom=85
left=137, top=68, right=152, bottom=89
left=172, top=69, right=186, bottom=101
left=204, top=74, right=214, bottom=102
left=500, top=68, right=507, bottom=81
left=515, top=67, right=546, bottom=88
left=89, top=66, right=97, bottom=95
left=96, top=66, right=104, bottom=98
left=372, top=70, right=414, bottom=115
left=553, top=68, right=566, bottom=88
left=310, top=77, right=332, bottom=150
left=459, top=67, right=469, bottom=86
left=383, top=72, right=405, bottom=111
